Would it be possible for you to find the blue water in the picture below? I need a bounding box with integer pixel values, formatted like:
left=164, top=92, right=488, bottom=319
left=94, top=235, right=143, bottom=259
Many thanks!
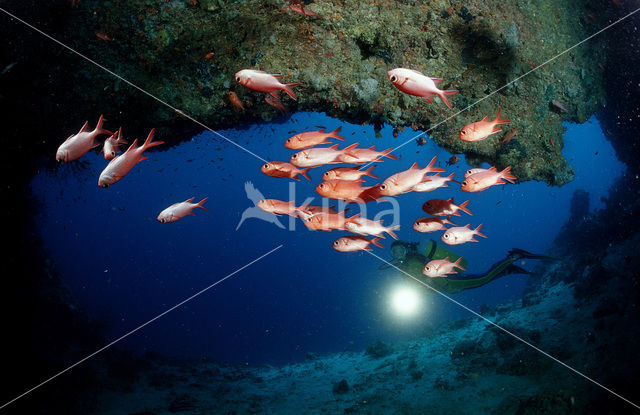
left=31, top=113, right=624, bottom=365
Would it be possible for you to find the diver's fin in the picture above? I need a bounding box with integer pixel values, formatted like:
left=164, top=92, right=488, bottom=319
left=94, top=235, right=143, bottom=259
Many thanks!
left=507, top=264, right=539, bottom=276
left=510, top=248, right=562, bottom=261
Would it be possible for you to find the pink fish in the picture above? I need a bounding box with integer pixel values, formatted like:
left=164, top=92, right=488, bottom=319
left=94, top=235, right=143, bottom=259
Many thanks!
left=265, top=95, right=289, bottom=114
left=461, top=166, right=517, bottom=192
left=379, top=156, right=445, bottom=196
left=422, top=257, right=465, bottom=278
left=288, top=0, right=322, bottom=17
left=337, top=145, right=397, bottom=164
left=411, top=172, right=457, bottom=193
left=422, top=198, right=472, bottom=217
left=303, top=210, right=361, bottom=231
left=157, top=197, right=209, bottom=223
left=290, top=143, right=359, bottom=168
left=413, top=216, right=456, bottom=233
left=441, top=224, right=487, bottom=245
left=323, top=165, right=378, bottom=181
left=261, top=161, right=311, bottom=181
left=56, top=114, right=112, bottom=162
left=257, top=199, right=309, bottom=217
left=464, top=168, right=489, bottom=178
left=333, top=236, right=383, bottom=252
left=235, top=69, right=300, bottom=100
left=387, top=68, right=458, bottom=109
left=344, top=218, right=399, bottom=239
left=103, top=127, right=128, bottom=160
left=98, top=129, right=164, bottom=188
left=285, top=127, right=345, bottom=149
left=459, top=109, right=510, bottom=142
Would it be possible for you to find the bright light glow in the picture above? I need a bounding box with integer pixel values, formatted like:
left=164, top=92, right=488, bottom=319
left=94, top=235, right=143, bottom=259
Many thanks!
left=390, top=285, right=421, bottom=317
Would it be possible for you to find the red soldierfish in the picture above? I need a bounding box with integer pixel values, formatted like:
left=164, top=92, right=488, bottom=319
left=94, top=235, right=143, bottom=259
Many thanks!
left=288, top=0, right=322, bottom=17
left=323, top=165, right=378, bottom=181
left=257, top=199, right=309, bottom=217
left=387, top=68, right=458, bottom=109
left=344, top=218, right=399, bottom=239
left=261, top=161, right=311, bottom=181
left=422, top=257, right=466, bottom=278
left=98, top=129, right=164, bottom=187
left=413, top=216, right=456, bottom=233
left=290, top=143, right=359, bottom=168
left=333, top=236, right=383, bottom=252
left=379, top=156, right=445, bottom=196
left=315, top=180, right=378, bottom=203
left=265, top=95, right=289, bottom=114
left=157, top=197, right=209, bottom=223
left=459, top=109, right=510, bottom=142
left=303, top=210, right=361, bottom=231
left=422, top=198, right=472, bottom=216
left=461, top=166, right=517, bottom=192
left=441, top=224, right=487, bottom=245
left=228, top=91, right=246, bottom=112
left=411, top=172, right=457, bottom=193
left=464, top=168, right=489, bottom=178
left=337, top=145, right=397, bottom=164
left=285, top=127, right=345, bottom=149
left=103, top=127, right=128, bottom=160
left=56, top=114, right=112, bottom=162
left=235, top=69, right=300, bottom=100
left=296, top=205, right=339, bottom=221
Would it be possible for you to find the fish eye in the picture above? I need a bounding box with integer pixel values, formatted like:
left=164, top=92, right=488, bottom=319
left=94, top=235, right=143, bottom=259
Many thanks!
left=390, top=75, right=397, bottom=82
left=425, top=266, right=430, bottom=271
left=333, top=241, right=339, bottom=245
left=462, top=181, right=467, bottom=186
left=306, top=217, right=312, bottom=222
left=263, top=163, right=269, bottom=168
left=235, top=76, right=240, bottom=82
left=319, top=184, right=325, bottom=189
left=380, top=184, right=386, bottom=190
left=426, top=202, right=431, bottom=207
left=444, top=234, right=449, bottom=238
left=292, top=154, right=297, bottom=158
left=461, top=130, right=466, bottom=135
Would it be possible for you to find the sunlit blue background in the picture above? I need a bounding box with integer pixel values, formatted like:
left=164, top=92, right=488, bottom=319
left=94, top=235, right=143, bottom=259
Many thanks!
left=30, top=112, right=624, bottom=365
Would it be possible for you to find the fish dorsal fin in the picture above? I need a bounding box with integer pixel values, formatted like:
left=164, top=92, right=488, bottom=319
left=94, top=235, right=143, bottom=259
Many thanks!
left=488, top=166, right=497, bottom=172
left=185, top=197, right=195, bottom=203
left=410, top=162, right=419, bottom=169
left=271, top=74, right=284, bottom=78
left=481, top=115, right=489, bottom=122
left=464, top=224, right=470, bottom=228
left=368, top=145, right=376, bottom=150
left=78, top=121, right=89, bottom=134
left=124, top=139, right=138, bottom=153
left=447, top=198, right=453, bottom=202
left=411, top=69, right=425, bottom=76
left=329, top=144, right=339, bottom=149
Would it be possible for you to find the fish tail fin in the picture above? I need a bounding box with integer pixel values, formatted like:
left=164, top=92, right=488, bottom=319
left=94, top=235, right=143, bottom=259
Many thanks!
left=453, top=256, right=466, bottom=271
left=381, top=148, right=397, bottom=160
left=458, top=200, right=473, bottom=216
left=424, top=155, right=445, bottom=173
left=329, top=126, right=345, bottom=141
left=437, top=90, right=458, bottom=109
left=387, top=225, right=400, bottom=240
left=370, top=237, right=384, bottom=249
left=282, top=83, right=300, bottom=100
left=364, top=165, right=379, bottom=179
left=300, top=168, right=311, bottom=181
left=494, top=108, right=511, bottom=125
left=141, top=128, right=164, bottom=151
left=196, top=197, right=209, bottom=212
left=500, top=166, right=517, bottom=183
left=474, top=223, right=487, bottom=238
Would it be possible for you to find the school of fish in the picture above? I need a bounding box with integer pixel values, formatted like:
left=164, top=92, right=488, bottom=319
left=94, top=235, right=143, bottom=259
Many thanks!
left=56, top=7, right=520, bottom=282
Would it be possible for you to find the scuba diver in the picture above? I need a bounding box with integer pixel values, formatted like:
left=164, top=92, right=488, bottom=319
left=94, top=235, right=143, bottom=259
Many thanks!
left=384, top=239, right=561, bottom=294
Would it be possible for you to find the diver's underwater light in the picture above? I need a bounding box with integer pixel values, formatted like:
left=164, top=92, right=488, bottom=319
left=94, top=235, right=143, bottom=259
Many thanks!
left=390, top=285, right=421, bottom=317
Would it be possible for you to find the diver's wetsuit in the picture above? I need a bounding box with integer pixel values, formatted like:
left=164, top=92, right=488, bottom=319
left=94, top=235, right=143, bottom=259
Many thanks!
left=388, top=240, right=561, bottom=294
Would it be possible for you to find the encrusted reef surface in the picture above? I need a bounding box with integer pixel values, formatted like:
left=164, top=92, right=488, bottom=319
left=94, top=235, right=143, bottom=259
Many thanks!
left=84, top=174, right=640, bottom=414
left=1, top=0, right=611, bottom=185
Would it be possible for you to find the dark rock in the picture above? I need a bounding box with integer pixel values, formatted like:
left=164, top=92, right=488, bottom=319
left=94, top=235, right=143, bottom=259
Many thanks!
left=168, top=394, right=197, bottom=413
left=433, top=376, right=453, bottom=390
left=333, top=379, right=350, bottom=394
left=592, top=297, right=619, bottom=319
left=365, top=340, right=392, bottom=359
left=450, top=339, right=482, bottom=359
left=459, top=6, right=474, bottom=22
left=410, top=370, right=423, bottom=380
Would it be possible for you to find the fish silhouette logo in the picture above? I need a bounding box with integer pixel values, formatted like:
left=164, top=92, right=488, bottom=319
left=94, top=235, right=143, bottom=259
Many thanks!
left=236, top=181, right=285, bottom=230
